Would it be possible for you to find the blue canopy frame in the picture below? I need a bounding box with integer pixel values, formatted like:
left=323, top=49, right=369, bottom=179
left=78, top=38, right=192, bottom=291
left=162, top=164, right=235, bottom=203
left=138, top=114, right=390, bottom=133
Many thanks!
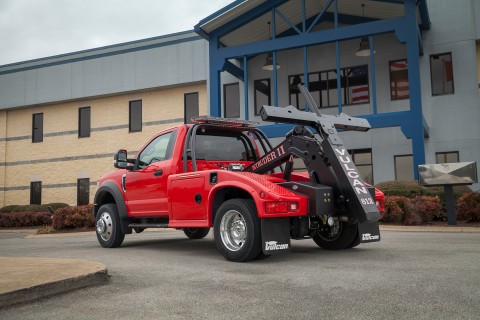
left=195, top=0, right=430, bottom=179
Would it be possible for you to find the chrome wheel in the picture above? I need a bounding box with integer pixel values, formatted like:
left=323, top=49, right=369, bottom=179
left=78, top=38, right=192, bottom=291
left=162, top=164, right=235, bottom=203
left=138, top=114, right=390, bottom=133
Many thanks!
left=220, top=210, right=246, bottom=252
left=96, top=211, right=113, bottom=242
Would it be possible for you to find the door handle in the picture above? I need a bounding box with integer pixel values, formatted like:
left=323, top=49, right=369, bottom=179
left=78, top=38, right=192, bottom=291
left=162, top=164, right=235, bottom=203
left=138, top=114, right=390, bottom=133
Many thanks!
left=154, top=169, right=163, bottom=177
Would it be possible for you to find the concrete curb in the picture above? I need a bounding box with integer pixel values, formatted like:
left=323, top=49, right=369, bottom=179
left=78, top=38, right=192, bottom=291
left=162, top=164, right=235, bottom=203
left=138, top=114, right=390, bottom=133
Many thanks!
left=380, top=225, right=480, bottom=233
left=0, top=258, right=108, bottom=308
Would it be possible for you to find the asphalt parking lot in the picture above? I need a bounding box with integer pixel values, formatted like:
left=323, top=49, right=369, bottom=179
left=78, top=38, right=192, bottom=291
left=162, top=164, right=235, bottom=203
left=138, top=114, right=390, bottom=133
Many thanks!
left=0, top=229, right=479, bottom=320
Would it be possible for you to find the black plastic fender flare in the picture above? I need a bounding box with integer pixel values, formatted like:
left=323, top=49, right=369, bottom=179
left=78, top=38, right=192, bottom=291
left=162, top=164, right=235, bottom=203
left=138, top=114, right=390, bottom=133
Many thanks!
left=94, top=181, right=132, bottom=234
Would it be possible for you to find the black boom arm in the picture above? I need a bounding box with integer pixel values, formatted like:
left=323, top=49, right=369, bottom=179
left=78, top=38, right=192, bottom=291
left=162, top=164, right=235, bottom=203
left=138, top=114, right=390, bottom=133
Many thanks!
left=245, top=85, right=381, bottom=223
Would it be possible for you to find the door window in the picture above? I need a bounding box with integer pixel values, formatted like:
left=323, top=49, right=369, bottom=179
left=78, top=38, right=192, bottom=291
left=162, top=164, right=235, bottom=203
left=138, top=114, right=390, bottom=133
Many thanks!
left=137, top=131, right=176, bottom=169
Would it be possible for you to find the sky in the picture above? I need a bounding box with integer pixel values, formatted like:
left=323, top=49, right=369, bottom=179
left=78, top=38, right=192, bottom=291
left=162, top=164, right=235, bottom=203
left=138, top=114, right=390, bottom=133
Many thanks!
left=0, top=0, right=233, bottom=66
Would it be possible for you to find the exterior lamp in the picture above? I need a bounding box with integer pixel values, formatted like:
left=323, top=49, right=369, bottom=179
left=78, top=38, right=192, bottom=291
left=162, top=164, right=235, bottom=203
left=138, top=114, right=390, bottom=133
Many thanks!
left=262, top=21, right=280, bottom=71
left=262, top=53, right=280, bottom=71
left=355, top=4, right=375, bottom=57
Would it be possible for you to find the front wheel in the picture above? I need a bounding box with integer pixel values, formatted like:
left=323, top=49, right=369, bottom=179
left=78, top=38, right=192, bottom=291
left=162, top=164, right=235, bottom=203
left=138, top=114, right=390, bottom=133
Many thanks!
left=183, top=228, right=210, bottom=239
left=311, top=220, right=358, bottom=250
left=214, top=199, right=262, bottom=262
left=95, top=203, right=125, bottom=248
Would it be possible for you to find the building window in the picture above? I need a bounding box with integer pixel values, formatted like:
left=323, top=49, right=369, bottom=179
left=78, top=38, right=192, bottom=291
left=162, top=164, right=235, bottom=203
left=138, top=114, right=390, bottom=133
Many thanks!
left=389, top=59, right=409, bottom=100
left=430, top=53, right=454, bottom=95
left=184, top=92, right=199, bottom=124
left=349, top=149, right=373, bottom=184
left=129, top=100, right=142, bottom=132
left=254, top=79, right=271, bottom=115
left=78, top=107, right=91, bottom=138
left=288, top=65, right=369, bottom=109
left=30, top=181, right=42, bottom=205
left=32, top=113, right=43, bottom=143
left=436, top=151, right=459, bottom=164
left=394, top=155, right=414, bottom=181
left=77, top=178, right=90, bottom=206
left=224, top=83, right=240, bottom=118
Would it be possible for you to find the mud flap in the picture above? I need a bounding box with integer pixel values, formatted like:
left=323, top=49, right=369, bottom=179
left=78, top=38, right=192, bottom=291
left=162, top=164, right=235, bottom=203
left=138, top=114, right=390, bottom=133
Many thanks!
left=261, top=218, right=291, bottom=255
left=358, top=221, right=381, bottom=243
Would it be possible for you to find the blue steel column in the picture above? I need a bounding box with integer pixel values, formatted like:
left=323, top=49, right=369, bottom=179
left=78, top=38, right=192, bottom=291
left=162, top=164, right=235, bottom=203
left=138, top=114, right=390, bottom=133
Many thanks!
left=272, top=8, right=279, bottom=107
left=369, top=35, right=377, bottom=114
left=334, top=0, right=342, bottom=113
left=404, top=0, right=425, bottom=179
left=209, top=38, right=221, bottom=117
left=243, top=56, right=249, bottom=120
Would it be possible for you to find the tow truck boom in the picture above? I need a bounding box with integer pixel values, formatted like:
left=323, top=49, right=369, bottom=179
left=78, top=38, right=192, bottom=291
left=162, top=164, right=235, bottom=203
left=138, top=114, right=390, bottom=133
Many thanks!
left=245, top=85, right=381, bottom=223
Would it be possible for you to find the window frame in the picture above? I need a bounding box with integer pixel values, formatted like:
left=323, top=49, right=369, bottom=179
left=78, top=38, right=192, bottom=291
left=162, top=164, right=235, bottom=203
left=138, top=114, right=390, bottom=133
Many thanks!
left=435, top=151, right=459, bottom=164
left=78, top=106, right=91, bottom=138
left=254, top=78, right=271, bottom=116
left=430, top=52, right=454, bottom=96
left=30, top=181, right=42, bottom=205
left=389, top=59, right=409, bottom=101
left=129, top=100, right=142, bottom=132
left=77, top=178, right=90, bottom=206
left=349, top=148, right=374, bottom=184
left=287, top=64, right=369, bottom=110
left=394, top=154, right=414, bottom=181
left=184, top=92, right=199, bottom=124
left=223, top=82, right=240, bottom=118
left=32, top=113, right=44, bottom=143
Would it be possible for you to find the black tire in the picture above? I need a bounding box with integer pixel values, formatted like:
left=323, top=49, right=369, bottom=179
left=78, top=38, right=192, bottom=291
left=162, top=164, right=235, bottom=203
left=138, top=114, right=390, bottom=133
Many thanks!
left=347, top=230, right=361, bottom=249
left=214, top=199, right=262, bottom=262
left=183, top=228, right=210, bottom=239
left=95, top=203, right=125, bottom=248
left=311, top=221, right=358, bottom=250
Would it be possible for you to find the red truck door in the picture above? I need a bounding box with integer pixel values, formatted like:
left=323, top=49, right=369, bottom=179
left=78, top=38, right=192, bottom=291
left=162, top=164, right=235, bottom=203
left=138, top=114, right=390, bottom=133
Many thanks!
left=126, top=130, right=177, bottom=217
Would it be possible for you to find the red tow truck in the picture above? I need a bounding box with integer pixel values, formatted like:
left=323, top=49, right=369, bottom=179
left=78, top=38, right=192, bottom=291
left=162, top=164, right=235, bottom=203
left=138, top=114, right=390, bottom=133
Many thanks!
left=94, top=86, right=384, bottom=262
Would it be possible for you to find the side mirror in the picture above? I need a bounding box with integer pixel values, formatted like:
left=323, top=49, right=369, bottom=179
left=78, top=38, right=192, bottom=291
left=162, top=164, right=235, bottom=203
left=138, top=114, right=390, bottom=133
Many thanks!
left=114, top=149, right=128, bottom=169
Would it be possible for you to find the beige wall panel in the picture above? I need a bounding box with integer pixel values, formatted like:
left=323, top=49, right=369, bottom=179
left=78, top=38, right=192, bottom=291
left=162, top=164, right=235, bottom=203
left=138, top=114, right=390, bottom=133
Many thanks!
left=1, top=83, right=206, bottom=207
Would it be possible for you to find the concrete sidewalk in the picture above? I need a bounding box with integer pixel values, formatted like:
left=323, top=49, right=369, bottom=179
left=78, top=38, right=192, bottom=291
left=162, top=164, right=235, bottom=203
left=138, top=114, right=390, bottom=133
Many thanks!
left=0, top=257, right=108, bottom=308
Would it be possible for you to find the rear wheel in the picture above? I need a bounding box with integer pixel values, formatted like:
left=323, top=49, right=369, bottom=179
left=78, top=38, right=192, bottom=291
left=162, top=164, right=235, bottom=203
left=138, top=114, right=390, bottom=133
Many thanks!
left=95, top=203, right=125, bottom=248
left=214, top=199, right=262, bottom=262
left=311, top=219, right=358, bottom=250
left=183, top=228, right=210, bottom=239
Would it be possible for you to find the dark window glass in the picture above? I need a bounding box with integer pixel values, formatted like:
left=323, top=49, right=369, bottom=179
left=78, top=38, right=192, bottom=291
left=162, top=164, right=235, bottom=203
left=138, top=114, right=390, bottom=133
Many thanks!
left=436, top=151, right=459, bottom=164
left=194, top=128, right=258, bottom=161
left=77, top=178, right=90, bottom=206
left=32, top=113, right=43, bottom=143
left=389, top=59, right=409, bottom=100
left=184, top=93, right=199, bottom=124
left=394, top=155, right=414, bottom=181
left=224, top=83, right=240, bottom=118
left=129, top=100, right=142, bottom=132
left=137, top=130, right=176, bottom=169
left=288, top=65, right=369, bottom=109
left=350, top=149, right=373, bottom=184
left=254, top=79, right=271, bottom=115
left=430, top=53, right=454, bottom=95
left=30, top=181, right=42, bottom=205
left=79, top=107, right=91, bottom=138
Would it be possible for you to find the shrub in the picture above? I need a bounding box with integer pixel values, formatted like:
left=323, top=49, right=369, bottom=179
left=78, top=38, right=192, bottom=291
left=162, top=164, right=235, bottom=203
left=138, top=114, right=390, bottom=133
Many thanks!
left=411, top=196, right=443, bottom=222
left=52, top=204, right=94, bottom=230
left=0, top=205, right=22, bottom=213
left=457, top=192, right=480, bottom=222
left=47, top=203, right=70, bottom=212
left=382, top=196, right=422, bottom=225
left=375, top=181, right=434, bottom=198
left=0, top=212, right=51, bottom=227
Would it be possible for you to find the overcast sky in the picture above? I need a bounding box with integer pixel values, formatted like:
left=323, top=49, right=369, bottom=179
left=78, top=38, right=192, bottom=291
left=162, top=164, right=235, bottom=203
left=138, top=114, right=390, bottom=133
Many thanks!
left=0, top=0, right=233, bottom=66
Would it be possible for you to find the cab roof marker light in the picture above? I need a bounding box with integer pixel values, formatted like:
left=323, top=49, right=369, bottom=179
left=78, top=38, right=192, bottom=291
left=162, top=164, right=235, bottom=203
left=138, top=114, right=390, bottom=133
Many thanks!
left=191, top=116, right=258, bottom=128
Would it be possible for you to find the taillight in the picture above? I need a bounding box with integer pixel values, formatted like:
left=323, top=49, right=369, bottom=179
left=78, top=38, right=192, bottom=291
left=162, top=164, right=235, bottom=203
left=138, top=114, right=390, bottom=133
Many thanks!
left=265, top=202, right=299, bottom=214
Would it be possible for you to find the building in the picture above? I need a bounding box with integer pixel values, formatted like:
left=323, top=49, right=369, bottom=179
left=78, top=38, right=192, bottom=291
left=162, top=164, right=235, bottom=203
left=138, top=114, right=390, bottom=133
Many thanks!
left=0, top=0, right=479, bottom=207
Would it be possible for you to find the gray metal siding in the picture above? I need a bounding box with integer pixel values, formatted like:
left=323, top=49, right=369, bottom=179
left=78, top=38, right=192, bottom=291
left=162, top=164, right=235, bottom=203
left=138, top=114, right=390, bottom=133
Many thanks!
left=0, top=32, right=208, bottom=110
